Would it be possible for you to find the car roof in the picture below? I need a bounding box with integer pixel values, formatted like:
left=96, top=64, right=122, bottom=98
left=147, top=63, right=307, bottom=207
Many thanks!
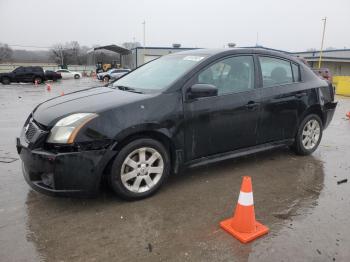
left=171, top=48, right=300, bottom=63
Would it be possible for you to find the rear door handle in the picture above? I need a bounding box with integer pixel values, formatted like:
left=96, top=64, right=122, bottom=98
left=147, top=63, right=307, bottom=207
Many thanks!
left=245, top=101, right=259, bottom=110
left=295, top=92, right=307, bottom=98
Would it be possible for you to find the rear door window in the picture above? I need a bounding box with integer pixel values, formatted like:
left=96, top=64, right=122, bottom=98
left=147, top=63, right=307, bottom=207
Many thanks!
left=259, top=57, right=293, bottom=87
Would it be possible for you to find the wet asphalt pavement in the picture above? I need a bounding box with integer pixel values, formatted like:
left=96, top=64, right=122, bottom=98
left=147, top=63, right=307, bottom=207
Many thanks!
left=0, top=79, right=349, bottom=262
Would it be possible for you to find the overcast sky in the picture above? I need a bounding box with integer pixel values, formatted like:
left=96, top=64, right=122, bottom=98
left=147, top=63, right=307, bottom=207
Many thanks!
left=1, top=0, right=349, bottom=52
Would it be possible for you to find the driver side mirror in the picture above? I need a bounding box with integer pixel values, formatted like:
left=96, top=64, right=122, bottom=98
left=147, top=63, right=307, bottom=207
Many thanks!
left=188, top=84, right=218, bottom=99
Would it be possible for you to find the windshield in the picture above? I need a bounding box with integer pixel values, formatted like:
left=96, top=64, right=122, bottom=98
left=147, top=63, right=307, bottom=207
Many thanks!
left=112, top=54, right=207, bottom=91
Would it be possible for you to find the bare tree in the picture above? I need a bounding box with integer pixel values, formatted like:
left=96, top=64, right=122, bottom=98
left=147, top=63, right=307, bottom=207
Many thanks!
left=70, top=41, right=80, bottom=64
left=50, top=43, right=66, bottom=65
left=0, top=43, right=13, bottom=62
left=78, top=45, right=90, bottom=65
left=51, top=41, right=90, bottom=65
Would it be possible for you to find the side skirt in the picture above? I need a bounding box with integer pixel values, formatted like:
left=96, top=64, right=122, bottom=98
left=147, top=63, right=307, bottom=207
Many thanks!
left=185, top=139, right=294, bottom=169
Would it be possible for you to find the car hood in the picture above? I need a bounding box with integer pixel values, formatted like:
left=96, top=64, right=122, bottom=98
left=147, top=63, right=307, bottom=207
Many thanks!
left=33, top=87, right=152, bottom=127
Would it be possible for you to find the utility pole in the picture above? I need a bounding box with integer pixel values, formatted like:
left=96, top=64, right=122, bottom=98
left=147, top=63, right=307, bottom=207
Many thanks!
left=256, top=32, right=259, bottom=46
left=142, top=20, right=146, bottom=48
left=318, top=17, right=327, bottom=69
left=60, top=46, right=64, bottom=66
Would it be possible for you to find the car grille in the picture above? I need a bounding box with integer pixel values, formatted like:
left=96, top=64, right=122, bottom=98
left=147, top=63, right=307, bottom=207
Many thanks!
left=25, top=122, right=37, bottom=141
left=23, top=119, right=48, bottom=145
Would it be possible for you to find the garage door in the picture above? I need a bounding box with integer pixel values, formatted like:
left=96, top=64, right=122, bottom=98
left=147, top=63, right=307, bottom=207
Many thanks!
left=144, top=55, right=160, bottom=63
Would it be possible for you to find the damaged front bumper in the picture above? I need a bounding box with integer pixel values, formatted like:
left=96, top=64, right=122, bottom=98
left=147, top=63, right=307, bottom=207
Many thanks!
left=17, top=137, right=116, bottom=197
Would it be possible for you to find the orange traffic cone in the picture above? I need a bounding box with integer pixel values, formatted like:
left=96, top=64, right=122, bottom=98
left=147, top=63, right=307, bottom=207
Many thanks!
left=46, top=83, right=51, bottom=91
left=60, top=91, right=64, bottom=96
left=220, top=176, right=269, bottom=243
left=346, top=112, right=350, bottom=119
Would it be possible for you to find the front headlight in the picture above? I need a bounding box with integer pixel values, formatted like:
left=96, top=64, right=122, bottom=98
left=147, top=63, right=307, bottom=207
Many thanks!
left=47, top=113, right=98, bottom=144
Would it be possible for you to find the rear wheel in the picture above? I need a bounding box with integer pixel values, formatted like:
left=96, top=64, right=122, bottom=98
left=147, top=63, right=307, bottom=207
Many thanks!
left=1, top=77, right=10, bottom=85
left=74, top=74, right=80, bottom=79
left=109, top=138, right=170, bottom=200
left=103, top=76, right=110, bottom=82
left=33, top=77, right=42, bottom=84
left=292, top=114, right=323, bottom=155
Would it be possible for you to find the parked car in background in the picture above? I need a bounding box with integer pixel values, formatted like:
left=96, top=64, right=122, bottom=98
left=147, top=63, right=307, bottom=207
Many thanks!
left=44, top=70, right=63, bottom=82
left=17, top=48, right=337, bottom=200
left=56, top=69, right=82, bottom=79
left=0, top=66, right=61, bottom=85
left=110, top=69, right=131, bottom=80
left=97, top=68, right=130, bottom=82
left=312, top=68, right=333, bottom=83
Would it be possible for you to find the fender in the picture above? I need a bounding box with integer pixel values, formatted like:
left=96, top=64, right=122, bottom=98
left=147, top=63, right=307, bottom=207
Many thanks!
left=111, top=122, right=183, bottom=150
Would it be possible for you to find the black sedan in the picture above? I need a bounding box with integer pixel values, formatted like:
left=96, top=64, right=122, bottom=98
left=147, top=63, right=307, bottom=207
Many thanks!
left=17, top=48, right=337, bottom=199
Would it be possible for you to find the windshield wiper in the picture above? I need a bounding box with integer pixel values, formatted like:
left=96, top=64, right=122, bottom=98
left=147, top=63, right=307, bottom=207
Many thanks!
left=115, top=85, right=143, bottom=94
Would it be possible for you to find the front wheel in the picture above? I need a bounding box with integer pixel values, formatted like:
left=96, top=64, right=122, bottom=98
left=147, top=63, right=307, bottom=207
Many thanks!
left=109, top=138, right=170, bottom=200
left=292, top=114, right=323, bottom=155
left=1, top=77, right=10, bottom=85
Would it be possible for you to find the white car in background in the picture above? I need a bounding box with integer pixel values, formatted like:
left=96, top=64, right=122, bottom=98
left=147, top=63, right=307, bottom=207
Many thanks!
left=110, top=69, right=131, bottom=80
left=97, top=69, right=131, bottom=82
left=56, top=69, right=82, bottom=79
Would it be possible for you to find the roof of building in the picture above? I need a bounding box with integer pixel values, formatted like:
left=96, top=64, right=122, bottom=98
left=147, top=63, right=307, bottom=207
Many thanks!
left=131, top=46, right=199, bottom=51
left=92, top=45, right=130, bottom=55
left=91, top=44, right=350, bottom=63
left=293, top=48, right=350, bottom=54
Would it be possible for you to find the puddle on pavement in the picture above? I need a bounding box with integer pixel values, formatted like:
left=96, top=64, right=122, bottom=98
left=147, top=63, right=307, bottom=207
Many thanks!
left=23, top=149, right=325, bottom=261
left=0, top=157, right=18, bottom=163
left=2, top=81, right=348, bottom=261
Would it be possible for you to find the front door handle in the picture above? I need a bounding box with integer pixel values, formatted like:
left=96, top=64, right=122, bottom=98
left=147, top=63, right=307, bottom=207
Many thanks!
left=295, top=92, right=307, bottom=98
left=245, top=101, right=259, bottom=110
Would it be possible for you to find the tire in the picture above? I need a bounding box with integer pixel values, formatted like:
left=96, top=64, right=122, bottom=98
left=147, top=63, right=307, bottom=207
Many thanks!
left=33, top=77, right=42, bottom=84
left=1, top=77, right=10, bottom=85
left=109, top=138, right=170, bottom=200
left=74, top=74, right=80, bottom=79
left=103, top=76, right=110, bottom=82
left=292, top=114, right=323, bottom=155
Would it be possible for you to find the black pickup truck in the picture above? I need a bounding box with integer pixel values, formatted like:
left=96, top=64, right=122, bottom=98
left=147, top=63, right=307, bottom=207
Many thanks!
left=0, top=66, right=62, bottom=85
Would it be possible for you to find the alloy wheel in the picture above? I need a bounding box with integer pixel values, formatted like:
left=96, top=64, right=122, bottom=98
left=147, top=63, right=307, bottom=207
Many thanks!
left=302, top=119, right=321, bottom=150
left=120, top=147, right=164, bottom=193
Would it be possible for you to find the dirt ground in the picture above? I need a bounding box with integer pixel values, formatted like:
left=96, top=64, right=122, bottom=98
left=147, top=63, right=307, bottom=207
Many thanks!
left=0, top=79, right=349, bottom=262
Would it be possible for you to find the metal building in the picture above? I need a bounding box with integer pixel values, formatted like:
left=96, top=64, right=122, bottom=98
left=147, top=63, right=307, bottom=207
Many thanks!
left=121, top=46, right=198, bottom=69
left=293, top=49, right=350, bottom=76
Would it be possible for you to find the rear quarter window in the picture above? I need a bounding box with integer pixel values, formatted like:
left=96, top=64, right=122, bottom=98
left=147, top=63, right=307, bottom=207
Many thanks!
left=292, top=63, right=300, bottom=82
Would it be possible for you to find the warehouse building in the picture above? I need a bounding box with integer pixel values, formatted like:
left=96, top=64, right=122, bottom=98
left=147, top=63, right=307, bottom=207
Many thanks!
left=91, top=44, right=197, bottom=69
left=121, top=45, right=198, bottom=69
left=293, top=49, right=350, bottom=76
left=92, top=45, right=350, bottom=76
